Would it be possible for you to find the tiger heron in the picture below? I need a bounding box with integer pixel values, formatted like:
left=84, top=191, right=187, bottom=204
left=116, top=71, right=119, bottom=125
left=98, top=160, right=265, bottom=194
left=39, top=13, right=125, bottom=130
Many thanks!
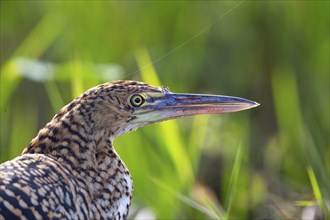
left=0, top=80, right=259, bottom=219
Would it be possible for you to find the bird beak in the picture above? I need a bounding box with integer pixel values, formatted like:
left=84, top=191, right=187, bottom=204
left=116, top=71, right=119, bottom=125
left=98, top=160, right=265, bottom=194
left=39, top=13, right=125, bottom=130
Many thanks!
left=134, top=92, right=259, bottom=124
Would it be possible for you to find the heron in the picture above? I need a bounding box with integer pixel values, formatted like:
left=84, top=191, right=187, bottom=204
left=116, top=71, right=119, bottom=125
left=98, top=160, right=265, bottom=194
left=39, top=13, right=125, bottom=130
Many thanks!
left=0, top=80, right=259, bottom=219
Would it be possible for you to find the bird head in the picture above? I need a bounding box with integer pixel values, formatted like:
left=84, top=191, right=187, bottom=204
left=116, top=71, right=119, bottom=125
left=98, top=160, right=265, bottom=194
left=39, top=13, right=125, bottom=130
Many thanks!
left=72, top=80, right=259, bottom=139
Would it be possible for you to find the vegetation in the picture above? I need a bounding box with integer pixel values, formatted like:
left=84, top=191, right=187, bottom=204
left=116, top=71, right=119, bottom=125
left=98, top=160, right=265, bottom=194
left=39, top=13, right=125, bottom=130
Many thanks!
left=1, top=1, right=329, bottom=219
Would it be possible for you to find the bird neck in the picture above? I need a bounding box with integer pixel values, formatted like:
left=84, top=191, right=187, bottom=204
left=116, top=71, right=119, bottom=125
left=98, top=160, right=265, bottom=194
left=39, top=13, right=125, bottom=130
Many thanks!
left=21, top=97, right=133, bottom=218
left=23, top=111, right=133, bottom=218
left=22, top=104, right=114, bottom=171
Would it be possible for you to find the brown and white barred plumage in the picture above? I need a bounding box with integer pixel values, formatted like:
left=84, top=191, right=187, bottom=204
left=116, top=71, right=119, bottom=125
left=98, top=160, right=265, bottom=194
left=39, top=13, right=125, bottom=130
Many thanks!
left=0, top=80, right=163, bottom=219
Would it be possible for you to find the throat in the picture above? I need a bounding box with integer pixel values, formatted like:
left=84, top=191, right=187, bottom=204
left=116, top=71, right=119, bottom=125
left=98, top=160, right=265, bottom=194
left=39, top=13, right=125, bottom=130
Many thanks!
left=94, top=146, right=133, bottom=219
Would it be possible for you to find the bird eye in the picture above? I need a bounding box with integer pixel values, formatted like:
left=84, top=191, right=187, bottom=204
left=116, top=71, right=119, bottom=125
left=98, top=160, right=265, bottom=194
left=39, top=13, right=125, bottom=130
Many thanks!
left=130, top=94, right=145, bottom=107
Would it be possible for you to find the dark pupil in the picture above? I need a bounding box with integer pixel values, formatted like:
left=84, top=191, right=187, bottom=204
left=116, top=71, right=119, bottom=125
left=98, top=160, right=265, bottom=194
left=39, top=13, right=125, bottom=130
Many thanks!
left=134, top=97, right=141, bottom=103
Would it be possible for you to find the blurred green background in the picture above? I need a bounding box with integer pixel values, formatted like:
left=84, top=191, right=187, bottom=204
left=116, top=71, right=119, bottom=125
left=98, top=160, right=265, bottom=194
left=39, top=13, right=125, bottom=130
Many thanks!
left=1, top=1, right=329, bottom=219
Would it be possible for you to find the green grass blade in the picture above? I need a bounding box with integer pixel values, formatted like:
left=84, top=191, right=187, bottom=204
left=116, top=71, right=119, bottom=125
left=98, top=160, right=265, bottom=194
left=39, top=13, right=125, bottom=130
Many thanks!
left=0, top=61, right=22, bottom=110
left=307, top=166, right=329, bottom=214
left=135, top=48, right=194, bottom=185
left=188, top=115, right=210, bottom=170
left=69, top=59, right=85, bottom=99
left=44, top=80, right=65, bottom=113
left=149, top=175, right=223, bottom=219
left=224, top=143, right=245, bottom=219
left=13, top=10, right=66, bottom=58
left=272, top=66, right=328, bottom=189
left=8, top=100, right=38, bottom=159
left=1, top=9, right=66, bottom=110
left=135, top=48, right=161, bottom=86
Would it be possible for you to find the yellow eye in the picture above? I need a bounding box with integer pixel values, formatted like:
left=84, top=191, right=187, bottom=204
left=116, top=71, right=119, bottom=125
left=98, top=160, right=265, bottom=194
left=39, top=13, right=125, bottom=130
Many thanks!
left=130, top=94, right=145, bottom=107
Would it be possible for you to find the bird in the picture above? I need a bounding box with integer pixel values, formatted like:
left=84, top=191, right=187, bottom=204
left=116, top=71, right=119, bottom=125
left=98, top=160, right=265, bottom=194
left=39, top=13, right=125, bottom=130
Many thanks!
left=0, top=80, right=259, bottom=219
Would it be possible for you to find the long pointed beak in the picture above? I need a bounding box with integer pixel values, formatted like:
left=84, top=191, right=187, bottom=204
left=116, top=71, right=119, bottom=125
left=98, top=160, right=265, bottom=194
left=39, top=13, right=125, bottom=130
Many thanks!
left=134, top=92, right=259, bottom=124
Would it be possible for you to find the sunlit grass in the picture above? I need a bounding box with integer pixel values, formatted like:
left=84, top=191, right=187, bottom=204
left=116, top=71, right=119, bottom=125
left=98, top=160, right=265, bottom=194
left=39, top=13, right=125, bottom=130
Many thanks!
left=44, top=80, right=65, bottom=112
left=1, top=1, right=329, bottom=219
left=307, top=167, right=329, bottom=215
left=223, top=143, right=244, bottom=219
left=133, top=48, right=253, bottom=219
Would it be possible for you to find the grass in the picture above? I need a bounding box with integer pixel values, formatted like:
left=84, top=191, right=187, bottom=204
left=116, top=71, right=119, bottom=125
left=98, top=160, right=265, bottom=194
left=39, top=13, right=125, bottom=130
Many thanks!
left=223, top=143, right=245, bottom=219
left=1, top=1, right=329, bottom=219
left=307, top=167, right=329, bottom=216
